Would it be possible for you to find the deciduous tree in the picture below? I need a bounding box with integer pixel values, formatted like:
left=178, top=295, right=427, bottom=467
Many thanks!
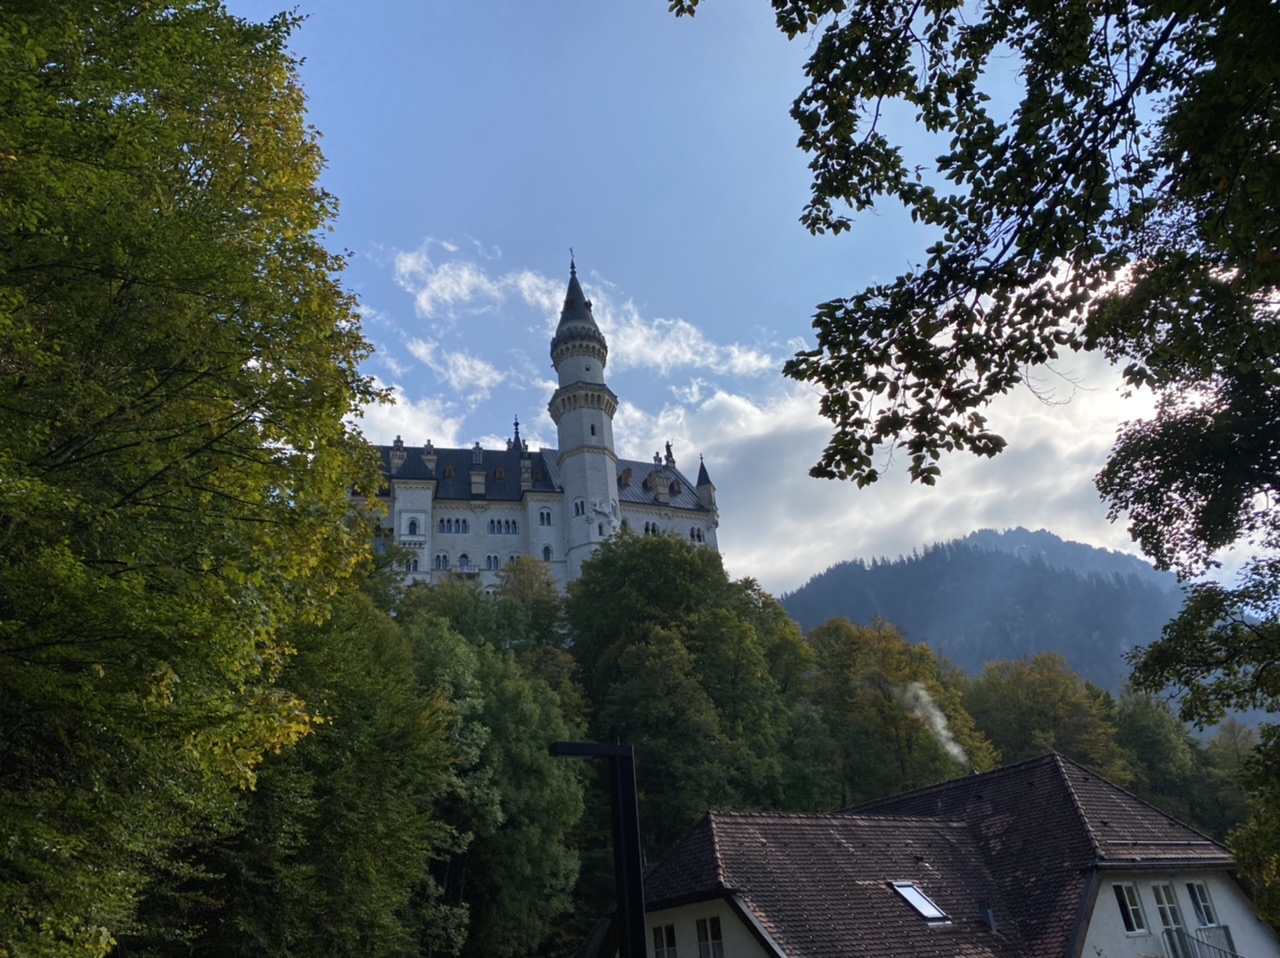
left=0, top=3, right=382, bottom=953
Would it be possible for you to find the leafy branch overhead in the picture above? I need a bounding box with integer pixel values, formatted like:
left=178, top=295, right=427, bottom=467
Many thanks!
left=674, top=1, right=1278, bottom=558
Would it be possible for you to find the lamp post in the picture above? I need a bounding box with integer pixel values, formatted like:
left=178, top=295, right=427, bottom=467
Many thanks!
left=550, top=742, right=646, bottom=958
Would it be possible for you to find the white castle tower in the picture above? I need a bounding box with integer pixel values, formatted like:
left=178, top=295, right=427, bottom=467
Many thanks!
left=548, top=258, right=621, bottom=580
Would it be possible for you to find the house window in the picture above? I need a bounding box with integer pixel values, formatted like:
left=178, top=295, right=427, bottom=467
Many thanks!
left=1114, top=883, right=1148, bottom=934
left=1152, top=884, right=1188, bottom=958
left=540, top=508, right=552, bottom=526
left=890, top=882, right=949, bottom=923
left=407, top=519, right=418, bottom=536
left=653, top=924, right=676, bottom=958
left=1186, top=883, right=1217, bottom=927
left=695, top=917, right=724, bottom=958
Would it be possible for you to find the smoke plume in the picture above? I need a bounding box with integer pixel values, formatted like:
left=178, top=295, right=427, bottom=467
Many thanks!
left=898, top=681, right=969, bottom=767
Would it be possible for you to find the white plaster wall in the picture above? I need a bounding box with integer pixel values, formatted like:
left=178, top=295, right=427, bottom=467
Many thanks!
left=1080, top=871, right=1280, bottom=958
left=606, top=899, right=771, bottom=958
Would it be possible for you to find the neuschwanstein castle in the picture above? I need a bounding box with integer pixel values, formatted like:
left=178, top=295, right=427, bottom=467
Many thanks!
left=372, top=262, right=719, bottom=589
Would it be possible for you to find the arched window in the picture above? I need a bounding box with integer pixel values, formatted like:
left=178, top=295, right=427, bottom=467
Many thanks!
left=690, top=527, right=696, bottom=540
left=407, top=519, right=418, bottom=536
left=438, top=518, right=446, bottom=534
left=573, top=499, right=585, bottom=517
left=598, top=523, right=604, bottom=536
left=434, top=553, right=448, bottom=570
left=486, top=553, right=499, bottom=570
left=539, top=509, right=552, bottom=526
left=511, top=520, right=518, bottom=534
left=488, top=519, right=495, bottom=534
left=409, top=557, right=419, bottom=572
left=542, top=545, right=552, bottom=562
left=495, top=466, right=506, bottom=480
left=611, top=500, right=618, bottom=517
left=458, top=553, right=470, bottom=570
left=443, top=465, right=455, bottom=478
left=461, top=519, right=469, bottom=534
left=621, top=517, right=630, bottom=529
left=590, top=424, right=596, bottom=436
left=509, top=554, right=519, bottom=565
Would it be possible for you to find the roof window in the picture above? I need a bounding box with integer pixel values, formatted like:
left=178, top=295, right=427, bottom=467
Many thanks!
left=890, top=882, right=949, bottom=924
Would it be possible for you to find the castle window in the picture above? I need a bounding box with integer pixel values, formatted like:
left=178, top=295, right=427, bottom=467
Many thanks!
left=409, top=557, right=419, bottom=572
left=495, top=466, right=506, bottom=480
left=444, top=465, right=455, bottom=478
left=407, top=519, right=418, bottom=536
left=611, top=500, right=618, bottom=517
left=486, top=553, right=500, bottom=570
left=671, top=479, right=682, bottom=495
left=462, top=519, right=469, bottom=534
left=621, top=517, right=630, bottom=529
left=509, top=554, right=519, bottom=565
left=590, top=424, right=596, bottom=436
left=489, top=519, right=496, bottom=534
left=533, top=468, right=542, bottom=480
left=458, top=553, right=470, bottom=570
left=539, top=508, right=552, bottom=526
left=573, top=499, right=585, bottom=517
left=598, top=523, right=604, bottom=536
left=438, top=518, right=446, bottom=534
left=619, top=468, right=632, bottom=486
left=543, top=546, right=552, bottom=562
left=434, top=553, right=449, bottom=570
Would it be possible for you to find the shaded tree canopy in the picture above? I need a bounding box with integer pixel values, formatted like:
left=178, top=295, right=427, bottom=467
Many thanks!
left=0, top=2, right=382, bottom=953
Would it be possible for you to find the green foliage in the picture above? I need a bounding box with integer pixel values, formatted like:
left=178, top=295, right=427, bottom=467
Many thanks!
left=962, top=654, right=1133, bottom=783
left=0, top=2, right=382, bottom=953
left=398, top=587, right=585, bottom=958
left=803, top=618, right=995, bottom=806
left=119, top=592, right=456, bottom=958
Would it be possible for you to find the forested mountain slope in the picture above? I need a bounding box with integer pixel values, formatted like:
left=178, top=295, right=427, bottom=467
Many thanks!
left=780, top=528, right=1184, bottom=692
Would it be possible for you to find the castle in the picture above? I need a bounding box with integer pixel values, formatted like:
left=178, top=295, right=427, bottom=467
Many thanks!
left=372, top=261, right=719, bottom=588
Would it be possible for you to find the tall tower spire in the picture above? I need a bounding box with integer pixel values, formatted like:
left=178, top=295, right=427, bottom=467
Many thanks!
left=547, top=259, right=619, bottom=579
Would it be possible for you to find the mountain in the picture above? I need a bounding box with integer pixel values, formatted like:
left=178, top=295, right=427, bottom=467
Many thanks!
left=779, top=528, right=1185, bottom=692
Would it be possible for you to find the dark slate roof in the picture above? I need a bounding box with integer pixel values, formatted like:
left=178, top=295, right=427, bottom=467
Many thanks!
left=643, top=812, right=1026, bottom=958
left=373, top=442, right=558, bottom=501
left=375, top=441, right=712, bottom=512
left=848, top=754, right=1232, bottom=958
left=696, top=458, right=713, bottom=488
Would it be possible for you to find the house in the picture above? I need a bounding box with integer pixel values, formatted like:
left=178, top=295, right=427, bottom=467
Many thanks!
left=592, top=754, right=1280, bottom=958
left=367, top=260, right=719, bottom=589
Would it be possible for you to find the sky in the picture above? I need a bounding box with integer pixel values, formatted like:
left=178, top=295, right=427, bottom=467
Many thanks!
left=227, top=0, right=1162, bottom=595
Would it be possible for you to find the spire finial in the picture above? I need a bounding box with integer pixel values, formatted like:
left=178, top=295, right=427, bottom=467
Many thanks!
left=513, top=415, right=521, bottom=442
left=569, top=247, right=575, bottom=275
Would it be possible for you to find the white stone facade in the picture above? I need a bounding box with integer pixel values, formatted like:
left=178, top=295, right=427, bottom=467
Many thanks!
left=371, top=263, right=719, bottom=590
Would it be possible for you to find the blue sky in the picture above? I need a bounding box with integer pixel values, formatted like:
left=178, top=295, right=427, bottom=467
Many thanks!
left=229, top=0, right=1158, bottom=594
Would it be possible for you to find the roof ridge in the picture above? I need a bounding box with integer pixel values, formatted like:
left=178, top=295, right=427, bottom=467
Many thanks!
left=845, top=753, right=1059, bottom=812
left=1050, top=752, right=1228, bottom=853
left=1050, top=753, right=1107, bottom=859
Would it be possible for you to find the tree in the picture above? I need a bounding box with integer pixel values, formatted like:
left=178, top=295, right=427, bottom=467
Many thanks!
left=0, top=3, right=382, bottom=953
left=398, top=592, right=585, bottom=958
left=962, top=654, right=1133, bottom=782
left=803, top=618, right=995, bottom=806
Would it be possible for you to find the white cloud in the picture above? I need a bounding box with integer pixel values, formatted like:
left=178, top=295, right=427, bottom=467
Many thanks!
left=356, top=381, right=466, bottom=448
left=394, top=247, right=506, bottom=320
left=443, top=351, right=505, bottom=398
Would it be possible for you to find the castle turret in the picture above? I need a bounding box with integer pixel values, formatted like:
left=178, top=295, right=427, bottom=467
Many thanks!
left=548, top=259, right=619, bottom=578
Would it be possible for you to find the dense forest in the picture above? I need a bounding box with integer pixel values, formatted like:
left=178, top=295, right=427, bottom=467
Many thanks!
left=104, top=536, right=1264, bottom=956
left=782, top=528, right=1186, bottom=691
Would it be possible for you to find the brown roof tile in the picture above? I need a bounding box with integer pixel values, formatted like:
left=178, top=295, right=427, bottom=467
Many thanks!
left=644, top=812, right=1027, bottom=958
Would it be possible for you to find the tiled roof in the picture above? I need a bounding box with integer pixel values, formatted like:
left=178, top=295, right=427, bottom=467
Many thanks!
left=848, top=754, right=1232, bottom=958
left=643, top=811, right=1026, bottom=958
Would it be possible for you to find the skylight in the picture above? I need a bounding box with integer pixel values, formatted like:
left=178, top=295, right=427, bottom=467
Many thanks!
left=890, top=882, right=950, bottom=923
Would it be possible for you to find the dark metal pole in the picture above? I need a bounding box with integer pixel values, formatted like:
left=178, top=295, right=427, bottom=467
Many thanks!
left=550, top=742, right=647, bottom=958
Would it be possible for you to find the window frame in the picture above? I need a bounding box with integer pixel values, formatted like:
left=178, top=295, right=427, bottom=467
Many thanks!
left=1186, top=882, right=1218, bottom=927
left=890, top=881, right=950, bottom=924
left=1114, top=882, right=1149, bottom=935
left=652, top=923, right=676, bottom=958
left=695, top=917, right=724, bottom=958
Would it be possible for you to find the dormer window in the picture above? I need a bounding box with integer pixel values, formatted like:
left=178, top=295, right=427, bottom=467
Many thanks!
left=495, top=466, right=506, bottom=480
left=444, top=465, right=455, bottom=478
left=890, top=882, right=949, bottom=924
